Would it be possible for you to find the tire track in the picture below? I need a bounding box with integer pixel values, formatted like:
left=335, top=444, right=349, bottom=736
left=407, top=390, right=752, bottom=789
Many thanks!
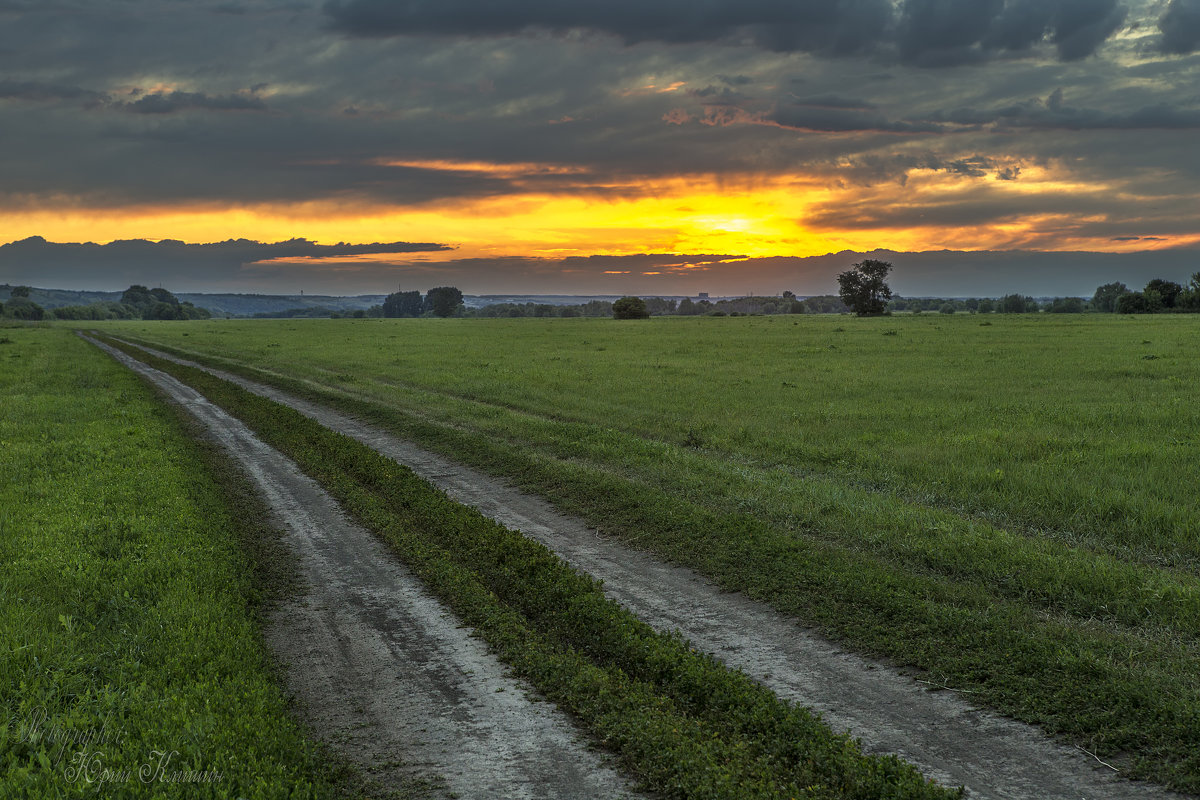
left=86, top=335, right=640, bottom=800
left=104, top=336, right=1190, bottom=800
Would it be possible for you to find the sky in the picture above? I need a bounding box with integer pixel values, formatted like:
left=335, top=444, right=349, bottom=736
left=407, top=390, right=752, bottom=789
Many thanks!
left=2, top=0, right=1199, bottom=297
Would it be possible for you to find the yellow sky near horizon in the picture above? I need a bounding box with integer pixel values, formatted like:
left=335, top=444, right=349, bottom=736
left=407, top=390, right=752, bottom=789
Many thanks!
left=5, top=166, right=1194, bottom=261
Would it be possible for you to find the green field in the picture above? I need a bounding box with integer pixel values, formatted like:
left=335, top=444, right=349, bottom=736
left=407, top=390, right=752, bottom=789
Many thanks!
left=93, top=313, right=1200, bottom=791
left=0, top=327, right=352, bottom=798
left=100, top=333, right=955, bottom=799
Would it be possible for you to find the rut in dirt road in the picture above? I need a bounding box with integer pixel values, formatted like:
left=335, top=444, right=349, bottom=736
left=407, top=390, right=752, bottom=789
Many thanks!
left=87, top=336, right=640, bottom=800
left=108, top=337, right=1191, bottom=800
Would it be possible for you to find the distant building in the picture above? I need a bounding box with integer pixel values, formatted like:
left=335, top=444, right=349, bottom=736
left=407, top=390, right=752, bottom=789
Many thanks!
left=697, top=292, right=709, bottom=299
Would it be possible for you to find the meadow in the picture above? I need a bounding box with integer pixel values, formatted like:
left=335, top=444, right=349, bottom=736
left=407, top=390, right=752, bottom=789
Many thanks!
left=0, top=327, right=354, bottom=798
left=96, top=313, right=1200, bottom=791
left=100, top=334, right=955, bottom=799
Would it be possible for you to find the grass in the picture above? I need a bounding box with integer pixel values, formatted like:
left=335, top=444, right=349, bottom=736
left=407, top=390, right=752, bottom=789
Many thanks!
left=97, top=333, right=959, bottom=799
left=91, top=313, right=1200, bottom=791
left=0, top=326, right=369, bottom=798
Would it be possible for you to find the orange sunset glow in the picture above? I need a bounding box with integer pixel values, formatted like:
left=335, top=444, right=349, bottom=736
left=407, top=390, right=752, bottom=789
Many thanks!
left=5, top=165, right=1185, bottom=273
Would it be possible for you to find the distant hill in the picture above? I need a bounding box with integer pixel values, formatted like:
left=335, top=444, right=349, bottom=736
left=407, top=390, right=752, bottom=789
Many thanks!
left=0, top=287, right=731, bottom=316
left=0, top=286, right=388, bottom=316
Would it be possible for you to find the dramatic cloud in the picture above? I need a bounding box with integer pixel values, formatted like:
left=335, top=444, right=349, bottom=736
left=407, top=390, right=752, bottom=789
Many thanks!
left=0, top=80, right=103, bottom=102
left=325, top=0, right=1134, bottom=64
left=926, top=91, right=1200, bottom=130
left=3, top=0, right=1200, bottom=296
left=768, top=102, right=945, bottom=133
left=896, top=0, right=1128, bottom=64
left=323, top=0, right=895, bottom=57
left=1159, top=0, right=1200, bottom=53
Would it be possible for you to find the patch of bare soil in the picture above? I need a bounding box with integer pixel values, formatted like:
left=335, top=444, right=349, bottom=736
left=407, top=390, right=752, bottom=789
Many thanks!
left=107, top=338, right=1190, bottom=800
left=88, top=336, right=639, bottom=800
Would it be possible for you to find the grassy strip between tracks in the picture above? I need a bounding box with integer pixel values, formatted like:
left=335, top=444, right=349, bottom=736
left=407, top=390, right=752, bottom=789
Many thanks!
left=107, top=332, right=1200, bottom=793
left=0, top=327, right=365, bottom=799
left=96, top=335, right=960, bottom=799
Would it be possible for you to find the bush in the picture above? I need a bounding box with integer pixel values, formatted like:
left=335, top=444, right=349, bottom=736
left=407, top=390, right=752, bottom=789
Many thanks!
left=1145, top=279, right=1182, bottom=309
left=3, top=297, right=45, bottom=320
left=1091, top=282, right=1130, bottom=313
left=998, top=294, right=1037, bottom=313
left=1047, top=297, right=1084, bottom=314
left=1117, top=292, right=1151, bottom=314
left=48, top=302, right=137, bottom=321
left=612, top=296, right=650, bottom=319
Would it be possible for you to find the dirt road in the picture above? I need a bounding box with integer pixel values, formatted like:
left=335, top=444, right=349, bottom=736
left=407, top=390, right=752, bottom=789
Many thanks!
left=101, top=337, right=1190, bottom=800
left=87, top=335, right=639, bottom=799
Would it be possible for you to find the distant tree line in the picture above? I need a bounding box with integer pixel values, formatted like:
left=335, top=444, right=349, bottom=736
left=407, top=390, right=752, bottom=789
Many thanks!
left=885, top=275, right=1200, bottom=316
left=0, top=284, right=211, bottom=321
left=7, top=270, right=1198, bottom=323
left=367, top=286, right=845, bottom=319
left=254, top=306, right=344, bottom=319
left=471, top=299, right=614, bottom=318
left=269, top=273, right=1200, bottom=320
left=1092, top=275, right=1200, bottom=313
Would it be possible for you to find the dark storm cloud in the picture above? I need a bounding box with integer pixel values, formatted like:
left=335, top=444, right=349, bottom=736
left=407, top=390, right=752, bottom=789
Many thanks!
left=1158, top=0, right=1200, bottom=53
left=0, top=0, right=1183, bottom=216
left=897, top=0, right=1128, bottom=65
left=687, top=88, right=940, bottom=134
left=0, top=104, right=558, bottom=207
left=792, top=152, right=1028, bottom=187
left=803, top=185, right=1126, bottom=230
left=790, top=95, right=878, bottom=110
left=928, top=92, right=1200, bottom=130
left=716, top=74, right=754, bottom=86
left=0, top=236, right=450, bottom=291
left=325, top=0, right=1133, bottom=64
left=690, top=85, right=751, bottom=102
left=0, top=79, right=102, bottom=101
left=0, top=82, right=268, bottom=114
left=323, top=0, right=894, bottom=57
left=769, top=102, right=945, bottom=133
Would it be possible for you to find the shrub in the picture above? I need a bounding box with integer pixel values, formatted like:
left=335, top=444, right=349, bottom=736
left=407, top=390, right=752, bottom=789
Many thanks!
left=3, top=297, right=45, bottom=320
left=612, top=296, right=650, bottom=319
left=1117, top=292, right=1152, bottom=314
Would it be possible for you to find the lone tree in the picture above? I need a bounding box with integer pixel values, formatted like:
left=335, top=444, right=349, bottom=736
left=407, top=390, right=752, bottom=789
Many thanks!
left=836, top=259, right=893, bottom=316
left=612, top=296, right=650, bottom=319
